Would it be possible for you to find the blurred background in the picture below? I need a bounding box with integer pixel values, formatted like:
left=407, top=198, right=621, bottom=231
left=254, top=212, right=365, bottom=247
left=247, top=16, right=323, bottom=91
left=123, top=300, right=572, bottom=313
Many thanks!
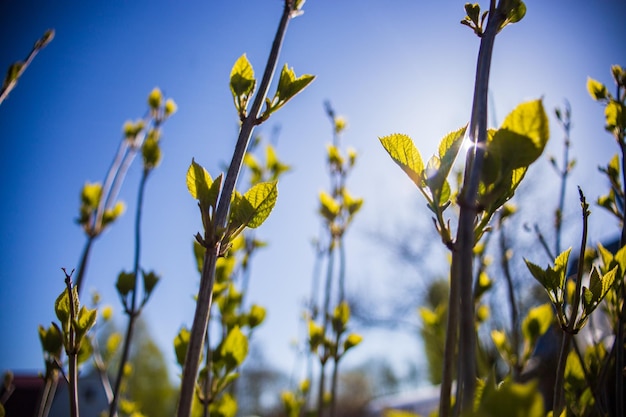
left=1, top=0, right=625, bottom=415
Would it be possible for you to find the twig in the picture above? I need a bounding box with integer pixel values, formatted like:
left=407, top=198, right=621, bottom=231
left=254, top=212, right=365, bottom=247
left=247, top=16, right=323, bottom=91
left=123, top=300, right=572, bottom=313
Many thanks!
left=553, top=188, right=589, bottom=415
left=108, top=167, right=151, bottom=417
left=0, top=30, right=54, bottom=105
left=177, top=3, right=295, bottom=416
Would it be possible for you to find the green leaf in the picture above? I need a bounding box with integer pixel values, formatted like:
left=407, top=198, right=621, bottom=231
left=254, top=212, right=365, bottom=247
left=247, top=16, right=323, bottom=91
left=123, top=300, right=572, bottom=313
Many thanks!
left=81, top=182, right=103, bottom=209
left=186, top=159, right=215, bottom=209
left=332, top=301, right=350, bottom=332
left=148, top=87, right=163, bottom=110
left=521, top=303, right=553, bottom=343
left=142, top=270, right=160, bottom=295
left=174, top=327, right=190, bottom=367
left=343, top=333, right=363, bottom=352
left=76, top=337, right=93, bottom=364
left=219, top=326, right=248, bottom=370
left=489, top=99, right=549, bottom=172
left=478, top=377, right=544, bottom=417
left=230, top=181, right=278, bottom=230
left=587, top=77, right=607, bottom=101
left=38, top=324, right=63, bottom=356
left=506, top=1, right=526, bottom=23
left=102, top=201, right=125, bottom=227
left=74, top=305, right=97, bottom=343
left=319, top=191, right=341, bottom=221
left=55, top=287, right=79, bottom=330
left=583, top=266, right=617, bottom=317
left=209, top=393, right=237, bottom=417
left=605, top=101, right=625, bottom=130
left=465, top=3, right=481, bottom=25
left=142, top=131, right=161, bottom=169
left=193, top=240, right=205, bottom=273
left=379, top=133, right=425, bottom=188
left=308, top=320, right=324, bottom=351
left=230, top=54, right=256, bottom=115
left=248, top=304, right=266, bottom=328
left=274, top=64, right=315, bottom=110
left=343, top=190, right=364, bottom=216
left=115, top=272, right=135, bottom=297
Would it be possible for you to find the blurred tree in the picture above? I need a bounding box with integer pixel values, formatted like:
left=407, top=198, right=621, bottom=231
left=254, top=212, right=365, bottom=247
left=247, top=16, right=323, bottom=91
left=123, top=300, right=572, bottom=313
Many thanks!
left=125, top=318, right=177, bottom=417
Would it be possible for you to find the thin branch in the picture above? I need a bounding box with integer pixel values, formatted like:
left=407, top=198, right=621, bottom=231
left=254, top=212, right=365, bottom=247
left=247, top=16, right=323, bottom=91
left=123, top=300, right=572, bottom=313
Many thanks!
left=177, top=3, right=294, bottom=416
left=108, top=168, right=151, bottom=417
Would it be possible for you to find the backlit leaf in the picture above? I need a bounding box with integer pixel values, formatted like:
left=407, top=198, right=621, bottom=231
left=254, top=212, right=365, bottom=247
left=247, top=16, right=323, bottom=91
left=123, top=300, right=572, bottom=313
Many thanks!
left=379, top=133, right=425, bottom=188
left=219, top=326, right=248, bottom=370
left=230, top=54, right=255, bottom=114
left=231, top=181, right=278, bottom=229
left=522, top=303, right=553, bottom=343
left=587, top=77, right=607, bottom=101
left=174, top=327, right=190, bottom=367
left=186, top=159, right=212, bottom=203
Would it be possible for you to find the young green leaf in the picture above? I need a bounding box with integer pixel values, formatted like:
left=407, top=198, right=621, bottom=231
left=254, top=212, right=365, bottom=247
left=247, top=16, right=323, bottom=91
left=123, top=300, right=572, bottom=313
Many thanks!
left=115, top=272, right=135, bottom=297
left=230, top=181, right=278, bottom=230
left=148, top=87, right=163, bottom=110
left=230, top=54, right=256, bottom=116
left=219, top=326, right=248, bottom=370
left=174, top=327, right=190, bottom=367
left=379, top=133, right=425, bottom=188
left=319, top=191, right=341, bottom=221
left=186, top=159, right=214, bottom=209
left=605, top=101, right=625, bottom=130
left=521, top=303, right=553, bottom=344
left=209, top=393, right=237, bottom=417
left=142, top=132, right=161, bottom=169
left=248, top=304, right=266, bottom=328
left=142, top=270, right=160, bottom=295
left=343, top=333, right=363, bottom=352
left=582, top=266, right=617, bottom=318
left=332, top=301, right=350, bottom=332
left=488, top=99, right=549, bottom=172
left=74, top=305, right=97, bottom=343
left=271, top=64, right=315, bottom=113
left=38, top=324, right=63, bottom=356
left=587, top=77, right=608, bottom=101
left=477, top=377, right=544, bottom=417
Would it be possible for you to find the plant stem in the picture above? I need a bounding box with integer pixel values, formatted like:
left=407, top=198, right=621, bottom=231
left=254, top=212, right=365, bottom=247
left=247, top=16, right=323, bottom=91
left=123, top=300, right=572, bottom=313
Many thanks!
left=177, top=4, right=293, bottom=416
left=317, top=244, right=335, bottom=417
left=109, top=168, right=150, bottom=417
left=36, top=369, right=59, bottom=417
left=74, top=236, right=95, bottom=297
left=554, top=101, right=572, bottom=256
left=553, top=188, right=589, bottom=415
left=0, top=30, right=54, bottom=105
left=445, top=4, right=506, bottom=414
left=63, top=271, right=80, bottom=417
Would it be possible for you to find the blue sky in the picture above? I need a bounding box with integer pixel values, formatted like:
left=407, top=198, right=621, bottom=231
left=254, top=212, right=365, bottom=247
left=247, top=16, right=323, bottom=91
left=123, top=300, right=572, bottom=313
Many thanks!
left=1, top=0, right=625, bottom=385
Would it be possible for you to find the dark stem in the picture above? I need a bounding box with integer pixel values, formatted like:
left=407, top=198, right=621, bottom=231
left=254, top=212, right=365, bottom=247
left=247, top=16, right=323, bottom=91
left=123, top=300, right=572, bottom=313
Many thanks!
left=449, top=4, right=505, bottom=412
left=317, top=244, right=336, bottom=417
left=499, top=220, right=519, bottom=376
left=177, top=6, right=294, bottom=416
left=74, top=236, right=95, bottom=296
left=36, top=369, right=59, bottom=417
left=109, top=168, right=150, bottom=417
left=329, top=334, right=342, bottom=417
left=553, top=188, right=589, bottom=415
left=63, top=270, right=80, bottom=417
left=554, top=101, right=572, bottom=256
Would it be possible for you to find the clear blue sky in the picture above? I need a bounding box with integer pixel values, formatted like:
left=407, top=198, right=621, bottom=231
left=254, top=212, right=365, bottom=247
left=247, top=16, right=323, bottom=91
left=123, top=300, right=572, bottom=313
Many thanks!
left=1, top=0, right=625, bottom=385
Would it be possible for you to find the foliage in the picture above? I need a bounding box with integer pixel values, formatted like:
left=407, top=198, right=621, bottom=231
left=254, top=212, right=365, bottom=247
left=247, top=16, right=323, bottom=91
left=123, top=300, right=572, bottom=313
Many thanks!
left=6, top=2, right=624, bottom=417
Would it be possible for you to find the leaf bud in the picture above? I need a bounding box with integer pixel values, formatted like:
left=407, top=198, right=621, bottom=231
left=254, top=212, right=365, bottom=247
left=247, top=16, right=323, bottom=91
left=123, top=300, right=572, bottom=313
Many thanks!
left=164, top=98, right=177, bottom=116
left=148, top=87, right=163, bottom=110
